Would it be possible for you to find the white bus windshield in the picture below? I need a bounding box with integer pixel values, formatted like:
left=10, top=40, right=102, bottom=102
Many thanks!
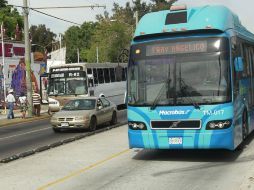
left=48, top=74, right=88, bottom=96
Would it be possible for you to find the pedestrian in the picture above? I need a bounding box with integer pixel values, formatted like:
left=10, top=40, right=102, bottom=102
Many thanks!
left=18, top=92, right=28, bottom=119
left=32, top=90, right=41, bottom=116
left=5, top=89, right=16, bottom=119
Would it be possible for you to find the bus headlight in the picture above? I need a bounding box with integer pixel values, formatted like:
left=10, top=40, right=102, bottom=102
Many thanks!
left=128, top=121, right=147, bottom=130
left=206, top=119, right=232, bottom=130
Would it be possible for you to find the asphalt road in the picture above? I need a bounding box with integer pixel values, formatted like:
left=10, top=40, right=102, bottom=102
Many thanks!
left=0, top=110, right=127, bottom=160
left=1, top=124, right=254, bottom=190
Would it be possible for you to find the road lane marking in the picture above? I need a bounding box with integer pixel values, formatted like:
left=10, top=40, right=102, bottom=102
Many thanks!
left=37, top=149, right=130, bottom=190
left=0, top=127, right=52, bottom=141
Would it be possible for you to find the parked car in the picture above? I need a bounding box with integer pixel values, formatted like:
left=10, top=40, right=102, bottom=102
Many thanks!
left=50, top=97, right=117, bottom=132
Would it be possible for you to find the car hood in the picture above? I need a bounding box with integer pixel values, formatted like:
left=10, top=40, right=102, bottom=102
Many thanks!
left=53, top=110, right=93, bottom=117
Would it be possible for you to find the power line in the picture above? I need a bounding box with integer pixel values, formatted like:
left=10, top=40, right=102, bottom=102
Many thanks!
left=10, top=4, right=106, bottom=26
left=30, top=8, right=82, bottom=26
left=31, top=5, right=106, bottom=10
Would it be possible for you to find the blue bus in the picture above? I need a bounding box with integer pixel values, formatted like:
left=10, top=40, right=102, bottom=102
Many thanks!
left=127, top=5, right=254, bottom=150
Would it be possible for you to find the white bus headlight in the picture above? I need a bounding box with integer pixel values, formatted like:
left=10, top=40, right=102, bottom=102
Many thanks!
left=206, top=119, right=232, bottom=130
left=128, top=121, right=147, bottom=130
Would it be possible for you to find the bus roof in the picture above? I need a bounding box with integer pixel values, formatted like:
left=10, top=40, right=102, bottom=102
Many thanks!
left=134, top=5, right=254, bottom=42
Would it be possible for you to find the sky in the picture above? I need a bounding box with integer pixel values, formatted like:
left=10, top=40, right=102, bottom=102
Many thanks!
left=7, top=0, right=254, bottom=35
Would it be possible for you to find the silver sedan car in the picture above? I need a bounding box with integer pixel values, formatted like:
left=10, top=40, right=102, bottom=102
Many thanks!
left=50, top=97, right=117, bottom=132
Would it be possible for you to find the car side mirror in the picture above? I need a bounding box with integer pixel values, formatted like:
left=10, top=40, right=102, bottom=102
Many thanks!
left=234, top=57, right=244, bottom=72
left=98, top=105, right=103, bottom=110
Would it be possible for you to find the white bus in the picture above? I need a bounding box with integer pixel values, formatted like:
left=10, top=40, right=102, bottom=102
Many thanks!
left=47, top=62, right=127, bottom=113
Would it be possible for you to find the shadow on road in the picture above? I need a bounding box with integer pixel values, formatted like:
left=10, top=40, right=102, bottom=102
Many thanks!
left=132, top=131, right=254, bottom=163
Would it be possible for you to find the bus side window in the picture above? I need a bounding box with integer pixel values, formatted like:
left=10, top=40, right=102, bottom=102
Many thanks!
left=122, top=68, right=127, bottom=81
left=98, top=68, right=104, bottom=84
left=116, top=66, right=122, bottom=82
left=87, top=68, right=92, bottom=74
left=110, top=68, right=116, bottom=82
left=104, top=68, right=110, bottom=83
left=93, top=69, right=98, bottom=85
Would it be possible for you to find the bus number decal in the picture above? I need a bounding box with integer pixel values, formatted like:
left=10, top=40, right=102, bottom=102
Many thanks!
left=203, top=110, right=224, bottom=116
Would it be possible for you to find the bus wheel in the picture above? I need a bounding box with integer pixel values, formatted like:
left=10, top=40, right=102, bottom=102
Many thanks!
left=242, top=111, right=249, bottom=140
left=89, top=116, right=97, bottom=131
left=110, top=111, right=117, bottom=125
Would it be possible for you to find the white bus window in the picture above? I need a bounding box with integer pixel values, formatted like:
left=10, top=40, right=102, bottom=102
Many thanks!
left=93, top=69, right=98, bottom=84
left=122, top=68, right=126, bottom=81
left=66, top=78, right=87, bottom=95
left=48, top=78, right=65, bottom=95
left=104, top=68, right=110, bottom=83
left=116, top=66, right=122, bottom=81
left=110, top=68, right=116, bottom=82
left=98, top=69, right=104, bottom=84
left=87, top=68, right=92, bottom=74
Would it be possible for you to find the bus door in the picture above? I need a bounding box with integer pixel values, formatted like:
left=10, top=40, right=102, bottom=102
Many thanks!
left=249, top=48, right=254, bottom=107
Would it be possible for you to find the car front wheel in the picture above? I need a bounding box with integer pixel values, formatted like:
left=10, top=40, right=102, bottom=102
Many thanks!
left=89, top=116, right=97, bottom=131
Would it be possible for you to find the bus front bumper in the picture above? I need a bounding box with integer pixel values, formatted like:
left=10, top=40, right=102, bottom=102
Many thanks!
left=128, top=128, right=235, bottom=150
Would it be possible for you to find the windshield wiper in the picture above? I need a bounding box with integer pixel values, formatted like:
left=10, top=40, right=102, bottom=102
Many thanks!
left=178, top=78, right=200, bottom=110
left=151, top=80, right=169, bottom=110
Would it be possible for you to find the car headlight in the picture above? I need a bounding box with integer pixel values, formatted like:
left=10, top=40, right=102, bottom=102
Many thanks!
left=206, top=119, right=232, bottom=130
left=128, top=121, right=147, bottom=130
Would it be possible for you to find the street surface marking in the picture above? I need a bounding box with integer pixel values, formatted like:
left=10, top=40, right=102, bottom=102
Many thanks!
left=37, top=149, right=130, bottom=190
left=0, top=127, right=51, bottom=141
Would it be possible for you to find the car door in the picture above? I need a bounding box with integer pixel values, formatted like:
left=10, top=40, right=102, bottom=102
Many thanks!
left=100, top=98, right=113, bottom=122
left=96, top=99, right=106, bottom=124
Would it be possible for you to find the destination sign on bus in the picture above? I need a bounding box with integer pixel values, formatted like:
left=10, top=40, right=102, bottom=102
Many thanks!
left=146, top=41, right=207, bottom=56
left=50, top=71, right=85, bottom=78
left=51, top=66, right=82, bottom=72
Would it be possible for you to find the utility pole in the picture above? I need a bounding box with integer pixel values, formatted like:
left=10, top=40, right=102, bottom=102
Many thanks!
left=77, top=48, right=80, bottom=63
left=96, top=47, right=99, bottom=63
left=23, top=0, right=33, bottom=117
left=135, top=11, right=139, bottom=28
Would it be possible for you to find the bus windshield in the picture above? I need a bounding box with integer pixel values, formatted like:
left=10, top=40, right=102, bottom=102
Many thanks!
left=48, top=76, right=88, bottom=96
left=128, top=39, right=231, bottom=106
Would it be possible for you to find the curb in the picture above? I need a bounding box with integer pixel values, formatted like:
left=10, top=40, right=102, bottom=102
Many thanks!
left=0, top=121, right=128, bottom=164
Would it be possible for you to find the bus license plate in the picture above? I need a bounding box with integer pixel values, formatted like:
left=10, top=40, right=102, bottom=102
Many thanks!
left=61, top=122, right=69, bottom=127
left=169, top=137, right=183, bottom=145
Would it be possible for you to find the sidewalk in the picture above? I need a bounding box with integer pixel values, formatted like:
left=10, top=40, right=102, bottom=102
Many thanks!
left=0, top=104, right=50, bottom=126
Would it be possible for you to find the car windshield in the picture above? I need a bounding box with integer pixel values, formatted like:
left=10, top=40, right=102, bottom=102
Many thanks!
left=128, top=38, right=231, bottom=106
left=62, top=99, right=96, bottom=110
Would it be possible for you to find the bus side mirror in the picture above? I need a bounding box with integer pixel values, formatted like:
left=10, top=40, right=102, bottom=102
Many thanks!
left=234, top=57, right=244, bottom=72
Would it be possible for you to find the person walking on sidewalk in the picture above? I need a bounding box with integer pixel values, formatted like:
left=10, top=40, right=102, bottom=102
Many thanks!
left=18, top=92, right=28, bottom=119
left=6, top=89, right=16, bottom=119
left=32, top=90, right=41, bottom=116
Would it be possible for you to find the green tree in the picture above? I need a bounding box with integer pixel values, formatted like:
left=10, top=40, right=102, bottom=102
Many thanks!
left=30, top=24, right=56, bottom=53
left=0, top=0, right=7, bottom=8
left=64, top=22, right=97, bottom=63
left=0, top=0, right=23, bottom=39
left=73, top=0, right=178, bottom=63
